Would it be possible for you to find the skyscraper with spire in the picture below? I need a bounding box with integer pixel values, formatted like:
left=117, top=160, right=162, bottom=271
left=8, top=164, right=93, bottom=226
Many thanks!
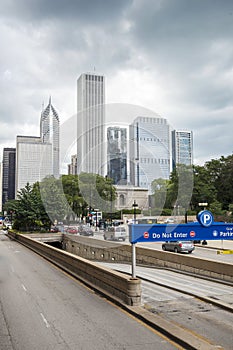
left=40, top=97, right=60, bottom=178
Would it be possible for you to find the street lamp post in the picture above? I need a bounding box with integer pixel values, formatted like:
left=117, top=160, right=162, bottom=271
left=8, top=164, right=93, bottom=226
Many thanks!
left=198, top=202, right=208, bottom=245
left=131, top=200, right=138, bottom=279
left=132, top=200, right=138, bottom=224
left=94, top=209, right=99, bottom=231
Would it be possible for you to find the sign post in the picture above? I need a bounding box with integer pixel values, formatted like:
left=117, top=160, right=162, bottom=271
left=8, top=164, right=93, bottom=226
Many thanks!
left=131, top=200, right=138, bottom=278
left=131, top=243, right=136, bottom=279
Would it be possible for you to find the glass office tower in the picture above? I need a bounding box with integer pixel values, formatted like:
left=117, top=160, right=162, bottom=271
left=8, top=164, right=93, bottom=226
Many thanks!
left=172, top=130, right=193, bottom=169
left=129, top=116, right=170, bottom=193
left=107, top=127, right=127, bottom=185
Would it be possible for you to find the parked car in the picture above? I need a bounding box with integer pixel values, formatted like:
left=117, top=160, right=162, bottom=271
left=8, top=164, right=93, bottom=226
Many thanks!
left=50, top=226, right=59, bottom=233
left=103, top=226, right=127, bottom=241
left=79, top=225, right=94, bottom=236
left=65, top=227, right=79, bottom=234
left=164, top=218, right=175, bottom=224
left=3, top=222, right=12, bottom=230
left=162, top=241, right=195, bottom=253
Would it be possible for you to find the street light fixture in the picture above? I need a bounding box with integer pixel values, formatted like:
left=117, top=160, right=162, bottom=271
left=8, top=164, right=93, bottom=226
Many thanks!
left=198, top=202, right=208, bottom=210
left=132, top=200, right=138, bottom=224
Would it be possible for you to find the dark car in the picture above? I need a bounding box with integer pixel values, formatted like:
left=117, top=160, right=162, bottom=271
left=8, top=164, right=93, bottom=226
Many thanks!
left=50, top=226, right=59, bottom=233
left=162, top=241, right=195, bottom=253
left=79, top=225, right=94, bottom=236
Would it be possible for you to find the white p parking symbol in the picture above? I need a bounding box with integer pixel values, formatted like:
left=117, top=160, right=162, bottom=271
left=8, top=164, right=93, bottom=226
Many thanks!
left=203, top=214, right=211, bottom=224
left=198, top=210, right=213, bottom=227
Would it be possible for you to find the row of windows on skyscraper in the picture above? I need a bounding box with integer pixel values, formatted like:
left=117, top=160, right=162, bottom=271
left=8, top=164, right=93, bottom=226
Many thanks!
left=1, top=72, right=193, bottom=210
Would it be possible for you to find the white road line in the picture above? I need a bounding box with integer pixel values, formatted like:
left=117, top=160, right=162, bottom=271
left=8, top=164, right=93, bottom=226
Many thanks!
left=10, top=265, right=15, bottom=273
left=40, top=313, right=50, bottom=328
left=21, top=284, right=27, bottom=292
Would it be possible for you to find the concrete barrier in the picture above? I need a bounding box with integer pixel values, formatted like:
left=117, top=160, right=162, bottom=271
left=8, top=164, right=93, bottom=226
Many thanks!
left=7, top=231, right=141, bottom=306
left=63, top=235, right=233, bottom=283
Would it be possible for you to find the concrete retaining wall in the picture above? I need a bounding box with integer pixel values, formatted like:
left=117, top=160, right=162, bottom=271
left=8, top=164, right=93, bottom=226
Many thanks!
left=7, top=232, right=141, bottom=306
left=63, top=235, right=233, bottom=283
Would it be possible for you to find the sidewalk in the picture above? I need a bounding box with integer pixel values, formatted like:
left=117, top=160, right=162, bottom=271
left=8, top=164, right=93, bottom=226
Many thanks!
left=199, top=239, right=233, bottom=250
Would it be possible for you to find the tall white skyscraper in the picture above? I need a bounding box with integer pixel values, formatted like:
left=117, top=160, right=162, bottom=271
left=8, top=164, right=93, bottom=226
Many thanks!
left=16, top=136, right=52, bottom=193
left=77, top=73, right=106, bottom=176
left=129, top=116, right=170, bottom=193
left=40, top=97, right=60, bottom=178
left=172, top=130, right=193, bottom=169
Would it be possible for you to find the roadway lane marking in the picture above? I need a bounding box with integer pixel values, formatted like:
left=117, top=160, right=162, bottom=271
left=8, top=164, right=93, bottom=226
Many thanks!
left=10, top=265, right=15, bottom=273
left=217, top=250, right=233, bottom=254
left=21, top=284, right=27, bottom=292
left=40, top=313, right=50, bottom=328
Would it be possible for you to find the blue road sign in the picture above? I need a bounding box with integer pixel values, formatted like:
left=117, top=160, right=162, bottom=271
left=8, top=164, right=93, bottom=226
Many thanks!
left=129, top=221, right=233, bottom=244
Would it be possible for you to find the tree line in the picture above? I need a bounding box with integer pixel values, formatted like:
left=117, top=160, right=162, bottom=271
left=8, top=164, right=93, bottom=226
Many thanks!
left=4, top=173, right=116, bottom=231
left=3, top=154, right=233, bottom=230
left=151, top=154, right=233, bottom=220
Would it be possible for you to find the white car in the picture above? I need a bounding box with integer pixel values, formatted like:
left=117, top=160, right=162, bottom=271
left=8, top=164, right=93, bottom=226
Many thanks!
left=164, top=218, right=175, bottom=224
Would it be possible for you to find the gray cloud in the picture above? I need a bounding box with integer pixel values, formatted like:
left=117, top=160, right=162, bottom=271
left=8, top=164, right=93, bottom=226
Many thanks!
left=0, top=0, right=232, bottom=165
left=0, top=0, right=132, bottom=23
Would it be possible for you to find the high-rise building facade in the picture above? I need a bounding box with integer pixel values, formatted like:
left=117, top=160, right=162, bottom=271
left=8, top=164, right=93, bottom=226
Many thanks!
left=129, top=116, right=170, bottom=193
left=2, top=148, right=16, bottom=207
left=107, top=127, right=127, bottom=185
left=0, top=163, right=2, bottom=212
left=68, top=154, right=77, bottom=175
left=16, top=136, right=52, bottom=193
left=172, top=130, right=193, bottom=169
left=77, top=73, right=106, bottom=176
left=40, top=97, right=60, bottom=178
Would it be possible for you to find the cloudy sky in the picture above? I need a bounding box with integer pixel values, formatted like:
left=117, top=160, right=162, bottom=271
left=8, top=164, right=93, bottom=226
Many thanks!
left=1, top=0, right=233, bottom=166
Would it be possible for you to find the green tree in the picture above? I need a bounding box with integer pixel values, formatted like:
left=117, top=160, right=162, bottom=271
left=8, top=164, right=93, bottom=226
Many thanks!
left=39, top=176, right=70, bottom=224
left=7, top=183, right=51, bottom=231
left=165, top=164, right=194, bottom=215
left=61, top=174, right=86, bottom=220
left=78, top=173, right=116, bottom=214
left=151, top=178, right=169, bottom=211
left=215, top=155, right=233, bottom=210
left=191, top=165, right=217, bottom=211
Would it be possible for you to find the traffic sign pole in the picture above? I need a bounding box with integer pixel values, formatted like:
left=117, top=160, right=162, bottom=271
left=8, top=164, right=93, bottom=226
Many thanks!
left=131, top=243, right=136, bottom=279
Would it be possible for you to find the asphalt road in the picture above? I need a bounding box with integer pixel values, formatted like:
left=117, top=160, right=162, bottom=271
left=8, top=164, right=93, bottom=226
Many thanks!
left=100, top=263, right=233, bottom=350
left=93, top=230, right=233, bottom=263
left=0, top=234, right=179, bottom=350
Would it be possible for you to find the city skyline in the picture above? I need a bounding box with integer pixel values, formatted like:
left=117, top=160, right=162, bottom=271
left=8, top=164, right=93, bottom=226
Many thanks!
left=0, top=1, right=233, bottom=166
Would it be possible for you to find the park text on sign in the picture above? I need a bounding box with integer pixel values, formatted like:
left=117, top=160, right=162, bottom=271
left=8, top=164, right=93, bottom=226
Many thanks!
left=129, top=211, right=233, bottom=244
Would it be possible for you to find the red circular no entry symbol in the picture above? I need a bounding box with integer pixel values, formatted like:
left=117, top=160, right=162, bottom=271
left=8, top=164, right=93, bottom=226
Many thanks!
left=144, top=232, right=149, bottom=239
left=190, top=231, right=196, bottom=237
